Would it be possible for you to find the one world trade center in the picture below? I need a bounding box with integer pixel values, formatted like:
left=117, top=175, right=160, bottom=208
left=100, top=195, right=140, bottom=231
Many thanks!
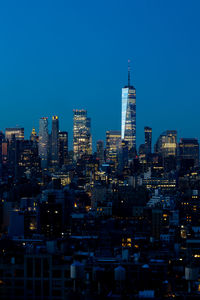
left=121, top=61, right=136, bottom=150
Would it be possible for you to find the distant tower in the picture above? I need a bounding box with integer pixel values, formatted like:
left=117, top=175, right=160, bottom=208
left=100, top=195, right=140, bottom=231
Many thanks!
left=51, top=116, right=59, bottom=166
left=121, top=60, right=136, bottom=150
left=144, top=127, right=152, bottom=155
left=38, top=117, right=49, bottom=169
left=96, top=140, right=104, bottom=165
left=73, top=109, right=92, bottom=160
left=155, top=130, right=177, bottom=157
left=30, top=128, right=38, bottom=143
left=106, top=130, right=121, bottom=166
left=58, top=131, right=68, bottom=166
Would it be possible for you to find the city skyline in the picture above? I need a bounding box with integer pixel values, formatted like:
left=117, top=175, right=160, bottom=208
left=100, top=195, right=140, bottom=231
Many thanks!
left=0, top=0, right=200, bottom=148
left=0, top=61, right=199, bottom=151
left=1, top=2, right=200, bottom=298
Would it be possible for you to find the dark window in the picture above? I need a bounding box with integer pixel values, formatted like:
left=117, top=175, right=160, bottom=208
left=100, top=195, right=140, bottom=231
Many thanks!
left=27, top=258, right=33, bottom=277
left=35, top=258, right=41, bottom=277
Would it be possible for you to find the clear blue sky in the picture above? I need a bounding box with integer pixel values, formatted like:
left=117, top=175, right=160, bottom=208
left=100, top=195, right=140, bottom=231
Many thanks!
left=0, top=0, right=200, bottom=150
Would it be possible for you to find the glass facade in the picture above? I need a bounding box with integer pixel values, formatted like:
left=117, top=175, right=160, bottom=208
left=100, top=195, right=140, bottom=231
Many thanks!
left=38, top=117, right=49, bottom=169
left=121, top=85, right=136, bottom=150
left=73, top=110, right=92, bottom=160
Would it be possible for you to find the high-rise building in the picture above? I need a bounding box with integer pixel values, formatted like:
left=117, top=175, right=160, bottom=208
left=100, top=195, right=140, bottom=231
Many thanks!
left=16, top=140, right=40, bottom=179
left=51, top=116, right=59, bottom=166
left=30, top=128, right=38, bottom=143
left=73, top=109, right=92, bottom=160
left=118, top=139, right=129, bottom=171
left=38, top=117, right=49, bottom=169
left=106, top=130, right=121, bottom=166
left=58, top=131, right=68, bottom=167
left=154, top=130, right=177, bottom=158
left=96, top=140, right=104, bottom=165
left=144, top=127, right=152, bottom=155
left=178, top=138, right=199, bottom=167
left=121, top=62, right=136, bottom=150
left=5, top=128, right=24, bottom=141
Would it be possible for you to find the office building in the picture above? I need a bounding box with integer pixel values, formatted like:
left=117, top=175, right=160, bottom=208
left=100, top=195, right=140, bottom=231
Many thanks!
left=58, top=131, right=68, bottom=167
left=73, top=109, right=92, bottom=160
left=121, top=62, right=136, bottom=150
left=38, top=117, right=49, bottom=169
left=106, top=130, right=121, bottom=165
left=96, top=140, right=104, bottom=165
left=51, top=116, right=59, bottom=166
left=154, top=130, right=177, bottom=158
left=5, top=127, right=24, bottom=141
left=118, top=139, right=129, bottom=171
left=178, top=138, right=199, bottom=168
left=16, top=140, right=40, bottom=178
left=144, top=126, right=152, bottom=155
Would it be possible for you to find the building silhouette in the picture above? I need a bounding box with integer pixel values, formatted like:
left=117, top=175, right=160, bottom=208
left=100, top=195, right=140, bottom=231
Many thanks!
left=96, top=140, right=104, bottom=165
left=178, top=138, right=199, bottom=168
left=58, top=131, right=68, bottom=167
left=144, top=126, right=152, bottom=155
left=51, top=116, right=59, bottom=167
left=38, top=117, right=49, bottom=169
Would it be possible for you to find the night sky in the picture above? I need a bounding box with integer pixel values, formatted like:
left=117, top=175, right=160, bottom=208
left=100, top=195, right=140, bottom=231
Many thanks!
left=0, top=0, right=200, bottom=149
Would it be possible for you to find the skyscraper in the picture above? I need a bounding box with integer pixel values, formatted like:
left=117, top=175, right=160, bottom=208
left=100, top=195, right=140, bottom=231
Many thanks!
left=51, top=116, right=59, bottom=166
left=96, top=140, right=104, bottom=165
left=144, top=126, right=152, bottom=155
left=58, top=131, right=68, bottom=167
left=121, top=61, right=136, bottom=150
left=73, top=109, right=92, bottom=160
left=38, top=117, right=49, bottom=169
left=30, top=128, right=38, bottom=143
left=106, top=130, right=121, bottom=166
left=178, top=138, right=199, bottom=167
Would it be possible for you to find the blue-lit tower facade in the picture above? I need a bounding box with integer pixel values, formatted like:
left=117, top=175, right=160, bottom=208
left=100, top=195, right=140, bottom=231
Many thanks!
left=121, top=63, right=136, bottom=150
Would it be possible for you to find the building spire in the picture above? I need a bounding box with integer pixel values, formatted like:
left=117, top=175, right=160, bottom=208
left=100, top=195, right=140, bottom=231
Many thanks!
left=128, top=59, right=131, bottom=87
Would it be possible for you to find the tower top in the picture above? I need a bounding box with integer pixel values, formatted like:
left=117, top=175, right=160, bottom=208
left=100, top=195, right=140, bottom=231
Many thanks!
left=128, top=59, right=131, bottom=87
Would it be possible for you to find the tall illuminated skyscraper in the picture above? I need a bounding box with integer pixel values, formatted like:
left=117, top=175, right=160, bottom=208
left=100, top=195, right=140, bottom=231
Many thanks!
left=121, top=61, right=136, bottom=150
left=38, top=117, right=49, bottom=169
left=73, top=109, right=92, bottom=160
left=51, top=116, right=59, bottom=166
